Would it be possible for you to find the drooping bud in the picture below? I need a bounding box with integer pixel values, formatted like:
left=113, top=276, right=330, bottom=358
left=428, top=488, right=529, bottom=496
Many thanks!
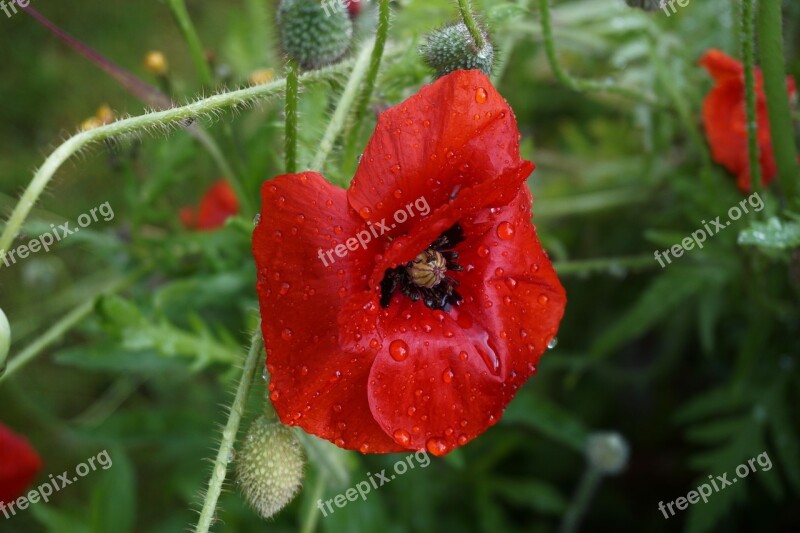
left=277, top=0, right=353, bottom=70
left=420, top=22, right=494, bottom=78
left=586, top=432, right=629, bottom=475
left=237, top=416, right=305, bottom=520
left=0, top=307, right=10, bottom=372
left=143, top=50, right=169, bottom=76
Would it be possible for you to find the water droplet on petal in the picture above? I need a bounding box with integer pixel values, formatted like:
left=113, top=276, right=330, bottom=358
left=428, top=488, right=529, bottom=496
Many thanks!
left=442, top=368, right=454, bottom=383
left=475, top=87, right=488, bottom=103
left=281, top=328, right=293, bottom=341
left=389, top=339, right=410, bottom=362
left=538, top=294, right=549, bottom=305
left=497, top=222, right=515, bottom=240
left=394, top=429, right=411, bottom=446
left=426, top=437, right=448, bottom=456
left=477, top=245, right=490, bottom=258
left=547, top=337, right=559, bottom=350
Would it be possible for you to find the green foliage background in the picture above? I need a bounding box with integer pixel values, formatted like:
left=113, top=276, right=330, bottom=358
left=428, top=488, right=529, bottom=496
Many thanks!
left=1, top=0, right=798, bottom=532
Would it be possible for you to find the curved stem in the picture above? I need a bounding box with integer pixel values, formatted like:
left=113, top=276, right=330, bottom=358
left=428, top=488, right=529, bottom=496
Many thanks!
left=757, top=0, right=799, bottom=205
left=195, top=327, right=265, bottom=533
left=457, top=0, right=486, bottom=50
left=299, top=475, right=326, bottom=533
left=343, top=0, right=391, bottom=171
left=0, top=60, right=357, bottom=257
left=741, top=0, right=763, bottom=196
left=285, top=60, right=300, bottom=174
left=558, top=467, right=602, bottom=533
left=538, top=0, right=658, bottom=106
left=0, top=271, right=141, bottom=383
left=311, top=38, right=376, bottom=174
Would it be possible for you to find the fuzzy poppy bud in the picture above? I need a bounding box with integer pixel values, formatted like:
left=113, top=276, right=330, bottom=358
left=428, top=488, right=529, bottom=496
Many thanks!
left=237, top=416, right=305, bottom=520
left=586, top=432, right=629, bottom=475
left=420, top=22, right=494, bottom=78
left=277, top=0, right=353, bottom=70
left=0, top=307, right=10, bottom=370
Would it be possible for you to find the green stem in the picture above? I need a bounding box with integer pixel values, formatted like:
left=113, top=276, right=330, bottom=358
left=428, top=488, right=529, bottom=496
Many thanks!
left=166, top=0, right=214, bottom=87
left=757, top=0, right=799, bottom=205
left=343, top=0, right=391, bottom=172
left=538, top=0, right=658, bottom=105
left=559, top=466, right=602, bottom=533
left=741, top=0, right=763, bottom=196
left=285, top=59, right=300, bottom=174
left=195, top=327, right=265, bottom=533
left=457, top=0, right=486, bottom=50
left=299, top=475, right=326, bottom=533
left=0, top=272, right=140, bottom=383
left=311, top=38, right=377, bottom=174
left=0, top=61, right=357, bottom=257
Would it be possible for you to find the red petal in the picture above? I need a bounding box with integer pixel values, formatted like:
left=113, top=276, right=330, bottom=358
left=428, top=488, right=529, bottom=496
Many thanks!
left=196, top=180, right=239, bottom=230
left=0, top=424, right=42, bottom=504
left=700, top=49, right=743, bottom=83
left=366, top=187, right=566, bottom=455
left=253, top=172, right=405, bottom=453
left=348, top=70, right=531, bottom=237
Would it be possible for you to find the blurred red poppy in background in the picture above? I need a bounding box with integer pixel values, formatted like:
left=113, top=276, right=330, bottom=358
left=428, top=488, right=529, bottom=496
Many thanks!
left=180, top=180, right=239, bottom=231
left=0, top=423, right=42, bottom=505
left=252, top=70, right=566, bottom=456
left=700, top=49, right=796, bottom=193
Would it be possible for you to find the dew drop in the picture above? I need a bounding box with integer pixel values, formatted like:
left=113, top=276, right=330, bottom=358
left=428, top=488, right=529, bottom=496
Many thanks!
left=390, top=164, right=401, bottom=174
left=538, top=294, right=549, bottom=305
left=393, top=188, right=404, bottom=199
left=389, top=339, right=410, bottom=362
left=497, top=221, right=515, bottom=240
left=457, top=435, right=468, bottom=446
left=279, top=282, right=290, bottom=295
left=442, top=368, right=454, bottom=383
left=547, top=337, right=559, bottom=350
left=459, top=351, right=468, bottom=361
left=359, top=206, right=372, bottom=218
left=477, top=245, right=490, bottom=258
left=426, top=437, right=448, bottom=457
left=475, top=87, right=488, bottom=103
left=281, top=328, right=293, bottom=341
left=393, top=429, right=411, bottom=446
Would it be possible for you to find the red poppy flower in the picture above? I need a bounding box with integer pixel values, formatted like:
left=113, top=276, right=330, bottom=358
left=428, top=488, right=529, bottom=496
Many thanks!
left=700, top=49, right=796, bottom=193
left=252, top=70, right=566, bottom=456
left=180, top=180, right=239, bottom=230
left=0, top=423, right=42, bottom=504
left=347, top=0, right=362, bottom=18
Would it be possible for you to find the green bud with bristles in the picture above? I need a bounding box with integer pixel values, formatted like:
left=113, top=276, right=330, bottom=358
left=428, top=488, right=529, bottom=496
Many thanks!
left=277, top=0, right=354, bottom=70
left=420, top=22, right=495, bottom=78
left=237, top=416, right=305, bottom=520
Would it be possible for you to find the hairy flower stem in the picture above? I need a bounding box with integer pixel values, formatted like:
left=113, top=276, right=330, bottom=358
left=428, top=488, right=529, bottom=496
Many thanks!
left=285, top=59, right=300, bottom=174
left=0, top=61, right=356, bottom=257
left=343, top=0, right=391, bottom=172
left=195, top=327, right=265, bottom=533
left=457, top=0, right=486, bottom=50
left=741, top=0, right=763, bottom=196
left=757, top=0, right=799, bottom=206
left=538, top=0, right=658, bottom=106
left=311, top=37, right=376, bottom=174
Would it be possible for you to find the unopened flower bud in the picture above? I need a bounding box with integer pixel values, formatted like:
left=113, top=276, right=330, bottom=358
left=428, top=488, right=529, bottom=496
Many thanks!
left=144, top=51, right=169, bottom=76
left=0, top=307, right=10, bottom=370
left=420, top=22, right=494, bottom=78
left=237, top=416, right=305, bottom=520
left=586, top=431, right=629, bottom=475
left=277, top=0, right=353, bottom=70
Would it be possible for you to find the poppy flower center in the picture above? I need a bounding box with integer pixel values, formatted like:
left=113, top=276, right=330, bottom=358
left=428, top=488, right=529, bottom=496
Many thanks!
left=380, top=224, right=465, bottom=311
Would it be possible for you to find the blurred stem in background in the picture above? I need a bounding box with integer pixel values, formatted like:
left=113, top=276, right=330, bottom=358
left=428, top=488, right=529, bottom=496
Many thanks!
left=741, top=0, right=763, bottom=197
left=166, top=0, right=254, bottom=213
left=537, top=0, right=658, bottom=105
left=757, top=0, right=800, bottom=207
left=457, top=0, right=486, bottom=50
left=343, top=0, right=392, bottom=173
